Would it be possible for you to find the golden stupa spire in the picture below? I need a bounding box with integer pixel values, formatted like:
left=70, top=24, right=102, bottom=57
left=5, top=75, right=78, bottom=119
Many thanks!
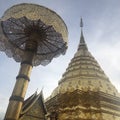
left=80, top=17, right=83, bottom=28
left=78, top=18, right=88, bottom=50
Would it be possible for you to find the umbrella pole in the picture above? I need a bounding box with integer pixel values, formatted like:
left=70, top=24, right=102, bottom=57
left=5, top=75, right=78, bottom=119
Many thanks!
left=4, top=51, right=34, bottom=120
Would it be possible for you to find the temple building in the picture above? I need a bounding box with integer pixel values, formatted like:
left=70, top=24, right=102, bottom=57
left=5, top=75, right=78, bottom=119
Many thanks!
left=19, top=91, right=47, bottom=120
left=45, top=20, right=120, bottom=120
left=19, top=20, right=120, bottom=120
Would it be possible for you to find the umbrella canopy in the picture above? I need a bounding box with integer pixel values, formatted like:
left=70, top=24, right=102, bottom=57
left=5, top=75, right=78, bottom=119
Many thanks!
left=0, top=3, right=68, bottom=66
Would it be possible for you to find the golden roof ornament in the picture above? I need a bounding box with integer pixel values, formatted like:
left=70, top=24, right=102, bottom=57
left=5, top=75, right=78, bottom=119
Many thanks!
left=80, top=18, right=83, bottom=28
left=78, top=18, right=88, bottom=51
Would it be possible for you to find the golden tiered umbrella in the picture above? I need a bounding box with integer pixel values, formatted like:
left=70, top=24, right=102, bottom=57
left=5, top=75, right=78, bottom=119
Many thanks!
left=0, top=3, right=68, bottom=120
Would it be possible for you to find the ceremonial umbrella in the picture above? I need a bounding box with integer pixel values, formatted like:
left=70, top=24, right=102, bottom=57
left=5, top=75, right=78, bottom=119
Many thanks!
left=0, top=3, right=68, bottom=120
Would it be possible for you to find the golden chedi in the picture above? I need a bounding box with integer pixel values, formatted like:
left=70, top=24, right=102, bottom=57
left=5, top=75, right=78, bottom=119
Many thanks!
left=45, top=19, right=120, bottom=120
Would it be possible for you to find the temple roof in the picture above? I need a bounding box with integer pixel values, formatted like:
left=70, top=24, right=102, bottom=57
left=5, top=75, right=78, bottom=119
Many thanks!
left=47, top=19, right=120, bottom=100
left=20, top=90, right=47, bottom=119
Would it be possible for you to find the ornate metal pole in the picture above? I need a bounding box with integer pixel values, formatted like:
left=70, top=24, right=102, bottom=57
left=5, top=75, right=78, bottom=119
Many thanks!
left=5, top=40, right=36, bottom=120
left=5, top=61, right=32, bottom=120
left=0, top=3, right=68, bottom=120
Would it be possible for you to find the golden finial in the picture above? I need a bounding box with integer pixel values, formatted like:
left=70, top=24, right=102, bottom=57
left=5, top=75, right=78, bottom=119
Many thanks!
left=80, top=18, right=83, bottom=28
left=78, top=17, right=88, bottom=50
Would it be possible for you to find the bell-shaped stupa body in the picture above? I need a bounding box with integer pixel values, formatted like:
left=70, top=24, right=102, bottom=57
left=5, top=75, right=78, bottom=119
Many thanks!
left=45, top=20, right=120, bottom=120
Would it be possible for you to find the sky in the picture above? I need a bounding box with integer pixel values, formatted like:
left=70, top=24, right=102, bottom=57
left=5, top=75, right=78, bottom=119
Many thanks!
left=0, top=0, right=120, bottom=119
